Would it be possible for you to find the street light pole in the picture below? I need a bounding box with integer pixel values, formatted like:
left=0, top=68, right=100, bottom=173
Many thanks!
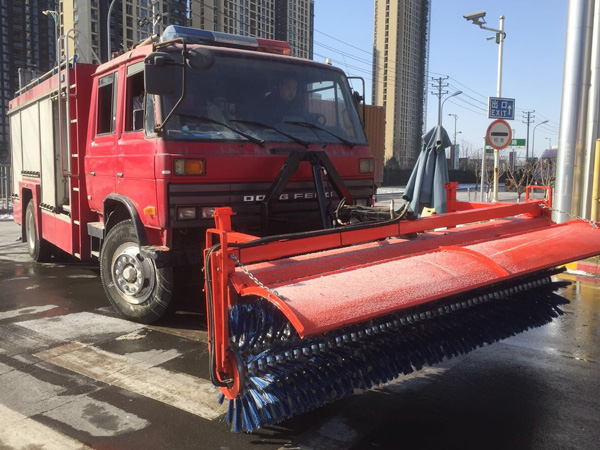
left=42, top=10, right=60, bottom=69
left=464, top=11, right=507, bottom=203
left=531, top=120, right=549, bottom=159
left=107, top=0, right=120, bottom=62
left=448, top=113, right=458, bottom=168
left=440, top=91, right=462, bottom=127
left=545, top=137, right=552, bottom=149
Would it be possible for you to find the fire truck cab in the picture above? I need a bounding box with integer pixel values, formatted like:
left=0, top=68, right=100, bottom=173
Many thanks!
left=9, top=26, right=375, bottom=323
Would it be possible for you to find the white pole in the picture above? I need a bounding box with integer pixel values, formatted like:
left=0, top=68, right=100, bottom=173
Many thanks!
left=555, top=0, right=593, bottom=222
left=481, top=137, right=486, bottom=202
left=582, top=0, right=600, bottom=219
left=492, top=16, right=505, bottom=203
left=496, top=16, right=505, bottom=97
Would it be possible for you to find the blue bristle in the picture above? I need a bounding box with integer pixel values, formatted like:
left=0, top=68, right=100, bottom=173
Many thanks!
left=226, top=397, right=234, bottom=424
left=232, top=398, right=243, bottom=433
left=220, top=273, right=569, bottom=432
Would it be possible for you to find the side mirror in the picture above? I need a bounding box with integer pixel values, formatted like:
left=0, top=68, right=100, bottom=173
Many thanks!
left=144, top=52, right=178, bottom=95
left=187, top=48, right=215, bottom=71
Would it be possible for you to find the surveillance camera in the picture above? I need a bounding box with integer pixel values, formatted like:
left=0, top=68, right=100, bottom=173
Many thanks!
left=463, top=10, right=486, bottom=22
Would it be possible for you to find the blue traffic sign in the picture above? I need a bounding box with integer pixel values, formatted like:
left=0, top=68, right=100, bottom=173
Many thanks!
left=488, top=97, right=515, bottom=120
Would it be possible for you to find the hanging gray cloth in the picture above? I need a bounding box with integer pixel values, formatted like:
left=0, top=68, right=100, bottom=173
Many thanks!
left=403, top=125, right=452, bottom=215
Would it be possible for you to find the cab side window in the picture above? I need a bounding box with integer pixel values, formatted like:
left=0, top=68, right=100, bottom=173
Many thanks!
left=125, top=62, right=145, bottom=132
left=97, top=73, right=118, bottom=135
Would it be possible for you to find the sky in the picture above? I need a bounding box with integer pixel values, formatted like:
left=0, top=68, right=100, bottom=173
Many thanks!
left=313, top=0, right=568, bottom=159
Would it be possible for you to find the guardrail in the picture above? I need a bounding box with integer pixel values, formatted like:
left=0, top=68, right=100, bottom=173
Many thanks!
left=0, top=164, right=12, bottom=215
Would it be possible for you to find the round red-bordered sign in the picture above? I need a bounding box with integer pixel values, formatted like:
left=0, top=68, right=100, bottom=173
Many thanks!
left=486, top=119, right=512, bottom=150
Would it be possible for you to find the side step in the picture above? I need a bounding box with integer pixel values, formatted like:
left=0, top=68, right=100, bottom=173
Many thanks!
left=87, top=222, right=105, bottom=260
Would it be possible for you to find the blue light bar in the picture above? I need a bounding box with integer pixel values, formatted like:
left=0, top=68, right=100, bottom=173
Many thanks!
left=161, top=25, right=259, bottom=50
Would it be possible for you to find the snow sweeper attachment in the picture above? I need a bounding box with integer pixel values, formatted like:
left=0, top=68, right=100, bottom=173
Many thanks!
left=204, top=184, right=600, bottom=432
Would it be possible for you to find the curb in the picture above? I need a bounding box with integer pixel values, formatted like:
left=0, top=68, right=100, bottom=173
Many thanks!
left=564, top=261, right=600, bottom=277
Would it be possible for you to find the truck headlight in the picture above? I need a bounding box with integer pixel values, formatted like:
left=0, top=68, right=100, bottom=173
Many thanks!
left=177, top=206, right=198, bottom=220
left=201, top=207, right=217, bottom=219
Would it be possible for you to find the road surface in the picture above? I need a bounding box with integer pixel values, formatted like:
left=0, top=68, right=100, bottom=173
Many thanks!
left=0, top=219, right=598, bottom=449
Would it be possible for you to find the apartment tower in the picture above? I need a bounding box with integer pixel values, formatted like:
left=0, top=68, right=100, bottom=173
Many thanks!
left=191, top=0, right=314, bottom=59
left=372, top=0, right=431, bottom=169
left=0, top=0, right=57, bottom=160
left=59, top=0, right=189, bottom=63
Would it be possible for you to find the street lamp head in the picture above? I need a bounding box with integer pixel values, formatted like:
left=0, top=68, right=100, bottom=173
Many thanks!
left=541, top=120, right=549, bottom=125
left=464, top=10, right=486, bottom=25
left=450, top=90, right=462, bottom=98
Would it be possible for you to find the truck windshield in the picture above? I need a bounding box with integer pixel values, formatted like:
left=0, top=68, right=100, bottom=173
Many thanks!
left=159, top=51, right=367, bottom=146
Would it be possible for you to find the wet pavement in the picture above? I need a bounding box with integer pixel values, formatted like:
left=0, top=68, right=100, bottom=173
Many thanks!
left=0, top=219, right=598, bottom=449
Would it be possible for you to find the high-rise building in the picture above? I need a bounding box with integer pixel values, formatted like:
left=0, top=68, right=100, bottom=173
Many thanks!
left=0, top=0, right=58, bottom=160
left=59, top=0, right=189, bottom=63
left=372, top=0, right=431, bottom=169
left=191, top=0, right=314, bottom=59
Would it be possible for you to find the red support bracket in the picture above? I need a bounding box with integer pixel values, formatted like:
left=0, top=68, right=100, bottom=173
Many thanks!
left=526, top=185, right=552, bottom=208
left=204, top=207, right=242, bottom=398
left=445, top=182, right=459, bottom=213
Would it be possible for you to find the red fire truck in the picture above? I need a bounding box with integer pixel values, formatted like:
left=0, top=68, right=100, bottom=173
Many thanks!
left=8, top=26, right=375, bottom=323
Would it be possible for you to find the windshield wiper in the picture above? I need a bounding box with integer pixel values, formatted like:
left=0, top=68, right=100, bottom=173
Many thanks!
left=231, top=119, right=309, bottom=148
left=177, top=114, right=265, bottom=147
left=285, top=121, right=355, bottom=148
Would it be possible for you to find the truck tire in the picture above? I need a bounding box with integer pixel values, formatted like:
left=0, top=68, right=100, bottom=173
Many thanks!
left=25, top=200, right=52, bottom=262
left=100, top=220, right=174, bottom=324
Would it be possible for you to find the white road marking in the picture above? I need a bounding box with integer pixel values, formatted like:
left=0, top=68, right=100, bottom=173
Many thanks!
left=115, top=330, right=147, bottom=341
left=0, top=403, right=91, bottom=449
left=43, top=397, right=150, bottom=437
left=0, top=362, right=13, bottom=375
left=17, top=312, right=143, bottom=343
left=147, top=324, right=209, bottom=343
left=0, top=305, right=58, bottom=321
left=121, top=349, right=183, bottom=369
left=35, top=342, right=228, bottom=420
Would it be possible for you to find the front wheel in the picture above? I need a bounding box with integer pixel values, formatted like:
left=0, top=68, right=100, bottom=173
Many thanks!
left=100, top=220, right=174, bottom=324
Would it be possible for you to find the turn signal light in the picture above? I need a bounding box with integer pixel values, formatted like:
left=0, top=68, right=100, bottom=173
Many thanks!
left=143, top=206, right=157, bottom=217
left=174, top=158, right=206, bottom=176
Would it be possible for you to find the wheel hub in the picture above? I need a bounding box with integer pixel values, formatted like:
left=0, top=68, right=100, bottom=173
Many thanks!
left=111, top=244, right=155, bottom=304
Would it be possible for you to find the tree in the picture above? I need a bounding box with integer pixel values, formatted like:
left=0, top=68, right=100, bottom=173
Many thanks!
left=506, top=160, right=537, bottom=201
left=537, top=157, right=555, bottom=188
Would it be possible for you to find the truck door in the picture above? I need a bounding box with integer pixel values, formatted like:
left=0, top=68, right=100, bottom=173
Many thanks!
left=116, top=62, right=159, bottom=228
left=87, top=71, right=119, bottom=213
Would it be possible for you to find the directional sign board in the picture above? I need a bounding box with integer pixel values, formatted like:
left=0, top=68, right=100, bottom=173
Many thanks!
left=486, top=138, right=526, bottom=148
left=486, top=119, right=512, bottom=150
left=488, top=97, right=516, bottom=120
